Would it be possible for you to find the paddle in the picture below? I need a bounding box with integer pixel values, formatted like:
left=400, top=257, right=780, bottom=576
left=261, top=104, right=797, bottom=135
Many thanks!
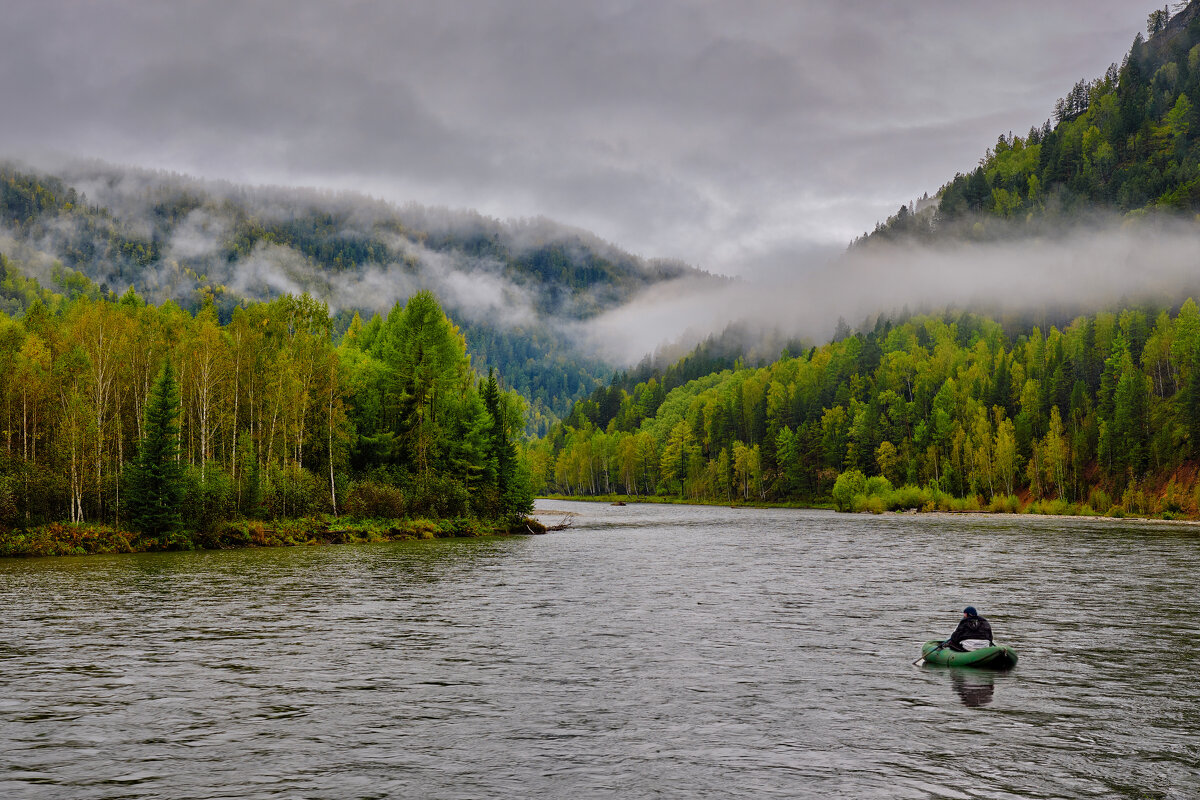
left=913, top=640, right=948, bottom=666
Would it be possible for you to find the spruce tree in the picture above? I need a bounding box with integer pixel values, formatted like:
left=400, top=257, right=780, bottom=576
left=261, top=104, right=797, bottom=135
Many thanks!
left=482, top=368, right=531, bottom=516
left=125, top=362, right=185, bottom=535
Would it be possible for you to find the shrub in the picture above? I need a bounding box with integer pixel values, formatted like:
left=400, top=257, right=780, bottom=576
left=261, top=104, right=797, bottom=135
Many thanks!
left=921, top=486, right=955, bottom=512
left=988, top=494, right=1021, bottom=513
left=1030, top=498, right=1070, bottom=516
left=409, top=475, right=471, bottom=518
left=888, top=484, right=926, bottom=510
left=1163, top=480, right=1183, bottom=514
left=948, top=494, right=981, bottom=512
left=344, top=480, right=406, bottom=519
left=261, top=465, right=331, bottom=519
left=864, top=476, right=893, bottom=497
left=0, top=478, right=18, bottom=527
left=181, top=462, right=235, bottom=532
left=858, top=495, right=886, bottom=514
left=831, top=469, right=866, bottom=512
left=1121, top=486, right=1147, bottom=516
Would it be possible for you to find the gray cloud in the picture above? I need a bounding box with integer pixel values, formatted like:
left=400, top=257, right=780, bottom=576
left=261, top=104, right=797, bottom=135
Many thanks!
left=0, top=0, right=1161, bottom=278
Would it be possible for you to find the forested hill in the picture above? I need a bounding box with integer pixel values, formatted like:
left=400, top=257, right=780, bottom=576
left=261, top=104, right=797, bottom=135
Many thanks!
left=557, top=323, right=809, bottom=436
left=857, top=2, right=1200, bottom=245
left=0, top=161, right=705, bottom=428
left=531, top=302, right=1200, bottom=519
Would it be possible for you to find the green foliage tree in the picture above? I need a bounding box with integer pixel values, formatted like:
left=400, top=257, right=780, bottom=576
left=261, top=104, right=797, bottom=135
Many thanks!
left=0, top=278, right=538, bottom=542
left=124, top=362, right=185, bottom=536
left=831, top=469, right=865, bottom=512
left=481, top=368, right=533, bottom=517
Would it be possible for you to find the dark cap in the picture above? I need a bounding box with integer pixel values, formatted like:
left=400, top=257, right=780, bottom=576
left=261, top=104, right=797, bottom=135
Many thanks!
left=963, top=606, right=978, bottom=616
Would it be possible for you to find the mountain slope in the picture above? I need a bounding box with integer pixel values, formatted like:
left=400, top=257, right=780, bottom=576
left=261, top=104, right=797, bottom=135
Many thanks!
left=857, top=1, right=1200, bottom=245
left=0, top=161, right=706, bottom=428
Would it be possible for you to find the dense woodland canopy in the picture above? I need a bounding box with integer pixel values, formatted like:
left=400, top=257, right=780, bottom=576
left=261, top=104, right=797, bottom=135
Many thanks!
left=0, top=284, right=532, bottom=539
left=12, top=3, right=1200, bottom=533
left=531, top=303, right=1200, bottom=516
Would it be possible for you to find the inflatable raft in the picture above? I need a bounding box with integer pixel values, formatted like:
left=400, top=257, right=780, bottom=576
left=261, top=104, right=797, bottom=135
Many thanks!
left=920, top=640, right=1018, bottom=669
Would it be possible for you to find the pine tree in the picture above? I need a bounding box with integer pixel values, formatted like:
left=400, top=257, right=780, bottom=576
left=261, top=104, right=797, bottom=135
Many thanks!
left=1111, top=356, right=1149, bottom=483
left=125, top=362, right=185, bottom=535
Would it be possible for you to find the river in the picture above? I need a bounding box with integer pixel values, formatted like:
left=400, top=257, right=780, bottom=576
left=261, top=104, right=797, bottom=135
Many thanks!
left=1, top=501, right=1197, bottom=799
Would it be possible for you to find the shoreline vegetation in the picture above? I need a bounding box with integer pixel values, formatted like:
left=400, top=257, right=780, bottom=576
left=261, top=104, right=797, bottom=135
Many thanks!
left=0, top=286, right=538, bottom=560
left=0, top=514, right=548, bottom=559
left=540, top=493, right=834, bottom=511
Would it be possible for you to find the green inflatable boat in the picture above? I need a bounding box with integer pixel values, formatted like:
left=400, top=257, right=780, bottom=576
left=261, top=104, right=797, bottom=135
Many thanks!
left=920, top=640, right=1018, bottom=669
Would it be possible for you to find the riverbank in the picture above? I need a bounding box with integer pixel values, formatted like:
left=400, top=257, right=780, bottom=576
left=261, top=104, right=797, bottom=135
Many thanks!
left=538, top=494, right=837, bottom=511
left=538, top=493, right=1200, bottom=525
left=0, top=515, right=545, bottom=558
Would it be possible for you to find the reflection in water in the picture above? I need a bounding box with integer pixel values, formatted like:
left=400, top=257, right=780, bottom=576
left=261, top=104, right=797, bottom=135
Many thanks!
left=948, top=667, right=995, bottom=707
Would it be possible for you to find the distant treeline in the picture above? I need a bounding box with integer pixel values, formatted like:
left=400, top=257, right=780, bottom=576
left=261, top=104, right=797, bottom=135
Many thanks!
left=0, top=284, right=533, bottom=542
left=531, top=303, right=1200, bottom=517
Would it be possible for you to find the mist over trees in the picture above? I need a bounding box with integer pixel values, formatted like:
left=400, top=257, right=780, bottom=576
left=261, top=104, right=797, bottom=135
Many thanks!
left=13, top=2, right=1200, bottom=534
left=533, top=0, right=1200, bottom=516
left=0, top=161, right=702, bottom=431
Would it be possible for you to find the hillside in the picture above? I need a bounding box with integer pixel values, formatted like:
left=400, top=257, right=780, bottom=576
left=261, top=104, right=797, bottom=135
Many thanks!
left=0, top=161, right=706, bottom=429
left=533, top=4, right=1200, bottom=516
left=530, top=301, right=1200, bottom=518
left=857, top=2, right=1200, bottom=245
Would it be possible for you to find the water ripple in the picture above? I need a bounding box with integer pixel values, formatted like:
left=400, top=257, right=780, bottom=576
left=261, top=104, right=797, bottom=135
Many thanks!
left=1, top=502, right=1197, bottom=798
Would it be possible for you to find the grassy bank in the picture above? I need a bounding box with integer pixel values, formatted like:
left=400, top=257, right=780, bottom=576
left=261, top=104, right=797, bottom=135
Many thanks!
left=0, top=515, right=543, bottom=559
left=829, top=467, right=1200, bottom=521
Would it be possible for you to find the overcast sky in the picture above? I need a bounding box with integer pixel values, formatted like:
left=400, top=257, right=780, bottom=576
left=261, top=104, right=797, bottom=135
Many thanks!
left=0, top=0, right=1160, bottom=277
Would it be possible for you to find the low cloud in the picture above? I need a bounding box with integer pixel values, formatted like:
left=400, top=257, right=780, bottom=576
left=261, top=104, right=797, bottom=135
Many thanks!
left=580, top=219, right=1200, bottom=365
left=166, top=208, right=229, bottom=261
left=330, top=237, right=538, bottom=326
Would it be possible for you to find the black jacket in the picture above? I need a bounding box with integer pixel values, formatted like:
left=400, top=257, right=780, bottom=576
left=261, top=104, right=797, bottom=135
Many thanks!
left=947, top=615, right=993, bottom=648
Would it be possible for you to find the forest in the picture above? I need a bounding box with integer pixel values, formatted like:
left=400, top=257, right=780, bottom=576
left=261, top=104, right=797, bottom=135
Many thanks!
left=0, top=283, right=534, bottom=555
left=530, top=302, right=1200, bottom=518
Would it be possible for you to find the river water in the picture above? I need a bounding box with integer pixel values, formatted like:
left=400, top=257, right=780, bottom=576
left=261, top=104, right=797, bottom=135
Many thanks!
left=1, top=501, right=1197, bottom=799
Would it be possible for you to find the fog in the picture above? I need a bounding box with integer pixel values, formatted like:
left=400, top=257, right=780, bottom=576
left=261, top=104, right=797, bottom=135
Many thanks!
left=579, top=220, right=1200, bottom=364
left=10, top=159, right=1200, bottom=373
left=3, top=158, right=698, bottom=332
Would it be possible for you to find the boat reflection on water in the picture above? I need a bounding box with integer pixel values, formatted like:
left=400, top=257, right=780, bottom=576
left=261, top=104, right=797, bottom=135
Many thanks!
left=947, top=667, right=995, bottom=707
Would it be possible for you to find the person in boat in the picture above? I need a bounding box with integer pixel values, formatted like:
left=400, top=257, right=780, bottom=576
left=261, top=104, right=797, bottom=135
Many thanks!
left=943, top=606, right=993, bottom=652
